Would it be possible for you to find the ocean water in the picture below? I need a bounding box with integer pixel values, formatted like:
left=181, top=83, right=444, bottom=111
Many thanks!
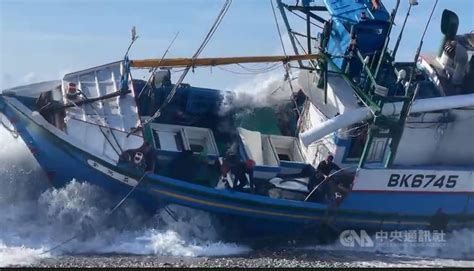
left=0, top=126, right=473, bottom=267
left=0, top=127, right=250, bottom=267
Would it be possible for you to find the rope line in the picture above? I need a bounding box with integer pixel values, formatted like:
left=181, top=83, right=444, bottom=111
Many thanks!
left=304, top=166, right=355, bottom=202
left=270, top=0, right=287, bottom=56
left=217, top=63, right=282, bottom=75
left=137, top=31, right=180, bottom=100
left=67, top=98, right=122, bottom=157
left=40, top=172, right=149, bottom=256
left=138, top=0, right=232, bottom=129
left=287, top=9, right=323, bottom=29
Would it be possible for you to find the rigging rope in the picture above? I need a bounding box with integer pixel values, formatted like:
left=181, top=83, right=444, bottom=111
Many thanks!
left=236, top=62, right=281, bottom=72
left=67, top=97, right=122, bottom=157
left=304, top=166, right=355, bottom=202
left=39, top=171, right=163, bottom=256
left=217, top=63, right=282, bottom=75
left=39, top=170, right=180, bottom=256
left=67, top=116, right=144, bottom=137
left=287, top=9, right=323, bottom=29
left=138, top=0, right=232, bottom=130
left=107, top=173, right=149, bottom=216
left=137, top=31, right=180, bottom=100
left=270, top=0, right=301, bottom=126
left=270, top=0, right=287, bottom=56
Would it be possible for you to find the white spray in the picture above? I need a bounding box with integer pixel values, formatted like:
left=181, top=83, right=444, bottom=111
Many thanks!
left=0, top=126, right=250, bottom=267
left=219, top=71, right=301, bottom=115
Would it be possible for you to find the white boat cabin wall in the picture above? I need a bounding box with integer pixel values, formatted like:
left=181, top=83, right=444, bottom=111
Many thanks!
left=60, top=61, right=144, bottom=162
left=147, top=122, right=220, bottom=165
left=296, top=45, right=474, bottom=170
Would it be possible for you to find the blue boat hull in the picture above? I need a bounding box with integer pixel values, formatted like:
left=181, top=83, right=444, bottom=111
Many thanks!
left=1, top=95, right=473, bottom=241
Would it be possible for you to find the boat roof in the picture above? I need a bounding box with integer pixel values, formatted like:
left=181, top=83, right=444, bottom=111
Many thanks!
left=1, top=80, right=61, bottom=97
left=323, top=0, right=390, bottom=24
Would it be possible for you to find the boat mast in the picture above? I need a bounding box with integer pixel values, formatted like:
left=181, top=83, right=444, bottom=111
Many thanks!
left=275, top=0, right=304, bottom=68
left=274, top=0, right=434, bottom=169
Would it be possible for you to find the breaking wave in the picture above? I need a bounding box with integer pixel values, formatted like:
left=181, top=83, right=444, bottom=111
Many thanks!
left=0, top=127, right=250, bottom=267
left=219, top=72, right=300, bottom=115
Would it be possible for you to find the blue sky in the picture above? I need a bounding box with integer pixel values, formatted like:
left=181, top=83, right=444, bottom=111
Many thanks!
left=1, top=0, right=473, bottom=91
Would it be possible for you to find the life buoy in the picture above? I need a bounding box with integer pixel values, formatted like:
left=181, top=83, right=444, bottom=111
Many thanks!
left=66, top=82, right=79, bottom=100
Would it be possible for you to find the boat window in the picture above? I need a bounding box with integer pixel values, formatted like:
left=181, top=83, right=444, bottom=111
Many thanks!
left=174, top=132, right=184, bottom=151
left=190, top=144, right=204, bottom=153
left=366, top=137, right=388, bottom=163
left=278, top=153, right=291, bottom=161
left=358, top=27, right=383, bottom=35
left=152, top=130, right=161, bottom=149
left=346, top=124, right=368, bottom=159
left=414, top=81, right=441, bottom=99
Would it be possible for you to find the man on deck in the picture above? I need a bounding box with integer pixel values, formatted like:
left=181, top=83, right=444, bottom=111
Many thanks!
left=317, top=154, right=340, bottom=177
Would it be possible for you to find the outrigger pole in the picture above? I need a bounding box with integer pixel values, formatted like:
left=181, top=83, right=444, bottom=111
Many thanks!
left=130, top=54, right=321, bottom=69
left=44, top=53, right=318, bottom=113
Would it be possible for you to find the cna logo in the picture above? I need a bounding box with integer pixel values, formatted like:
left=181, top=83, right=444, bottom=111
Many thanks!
left=339, top=230, right=374, bottom=247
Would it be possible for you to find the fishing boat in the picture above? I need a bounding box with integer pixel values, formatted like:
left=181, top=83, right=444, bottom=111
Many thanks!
left=1, top=0, right=473, bottom=242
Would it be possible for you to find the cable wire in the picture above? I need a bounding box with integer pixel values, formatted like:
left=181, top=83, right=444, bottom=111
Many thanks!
left=137, top=31, right=180, bottom=99
left=287, top=9, right=323, bottom=29
left=270, top=0, right=288, bottom=56
left=139, top=0, right=232, bottom=129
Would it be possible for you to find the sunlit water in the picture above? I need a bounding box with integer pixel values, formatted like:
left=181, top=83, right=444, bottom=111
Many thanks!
left=0, top=125, right=473, bottom=267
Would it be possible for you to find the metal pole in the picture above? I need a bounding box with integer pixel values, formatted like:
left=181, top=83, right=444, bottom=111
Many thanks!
left=276, top=0, right=304, bottom=67
left=374, top=0, right=400, bottom=79
left=306, top=12, right=312, bottom=54
left=385, top=0, right=438, bottom=167
left=392, top=3, right=414, bottom=59
left=358, top=128, right=374, bottom=168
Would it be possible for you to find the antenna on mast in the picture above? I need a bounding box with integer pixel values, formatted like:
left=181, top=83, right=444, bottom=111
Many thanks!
left=125, top=26, right=139, bottom=58
left=120, top=26, right=139, bottom=93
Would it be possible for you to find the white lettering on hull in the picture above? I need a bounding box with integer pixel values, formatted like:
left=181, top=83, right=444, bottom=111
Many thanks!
left=87, top=159, right=138, bottom=186
left=353, top=168, right=474, bottom=193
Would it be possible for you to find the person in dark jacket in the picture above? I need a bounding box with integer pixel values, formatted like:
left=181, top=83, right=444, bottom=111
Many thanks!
left=317, top=154, right=340, bottom=177
left=312, top=155, right=341, bottom=203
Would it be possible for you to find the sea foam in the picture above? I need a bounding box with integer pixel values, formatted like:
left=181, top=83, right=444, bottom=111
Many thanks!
left=0, top=127, right=249, bottom=267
